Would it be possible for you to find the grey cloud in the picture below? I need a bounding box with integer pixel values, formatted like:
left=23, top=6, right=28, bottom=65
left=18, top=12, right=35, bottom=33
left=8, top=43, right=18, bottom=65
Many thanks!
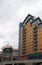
left=4, top=41, right=12, bottom=44
left=0, top=35, right=5, bottom=38
left=0, top=0, right=40, bottom=23
left=4, top=40, right=18, bottom=49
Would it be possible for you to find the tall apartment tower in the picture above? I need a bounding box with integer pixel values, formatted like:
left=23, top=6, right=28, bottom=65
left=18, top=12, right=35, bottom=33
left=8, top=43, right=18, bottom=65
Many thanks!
left=19, top=14, right=42, bottom=60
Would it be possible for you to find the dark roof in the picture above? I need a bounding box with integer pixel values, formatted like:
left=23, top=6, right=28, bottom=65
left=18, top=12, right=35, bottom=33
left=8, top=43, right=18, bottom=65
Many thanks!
left=22, top=14, right=34, bottom=25
left=25, top=18, right=34, bottom=24
left=21, top=14, right=42, bottom=26
left=31, top=17, right=42, bottom=24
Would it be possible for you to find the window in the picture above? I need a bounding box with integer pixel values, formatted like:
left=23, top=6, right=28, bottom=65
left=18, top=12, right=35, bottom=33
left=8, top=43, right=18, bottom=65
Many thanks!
left=40, top=49, right=42, bottom=50
left=22, top=52, right=26, bottom=55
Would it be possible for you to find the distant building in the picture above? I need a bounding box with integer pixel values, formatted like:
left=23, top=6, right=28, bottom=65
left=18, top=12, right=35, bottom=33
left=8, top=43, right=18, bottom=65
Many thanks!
left=19, top=14, right=42, bottom=60
left=0, top=45, right=18, bottom=62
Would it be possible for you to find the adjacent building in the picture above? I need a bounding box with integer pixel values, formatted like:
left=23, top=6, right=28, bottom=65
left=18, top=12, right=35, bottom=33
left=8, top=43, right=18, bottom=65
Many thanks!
left=0, top=45, right=18, bottom=62
left=19, top=14, right=42, bottom=60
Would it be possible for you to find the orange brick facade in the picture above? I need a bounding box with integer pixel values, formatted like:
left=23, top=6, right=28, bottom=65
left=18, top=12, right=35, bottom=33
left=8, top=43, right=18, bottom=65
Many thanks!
left=19, top=14, right=42, bottom=60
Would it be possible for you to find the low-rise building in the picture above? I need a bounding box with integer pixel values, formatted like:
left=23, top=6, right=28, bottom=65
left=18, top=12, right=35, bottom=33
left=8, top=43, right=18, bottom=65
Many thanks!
left=0, top=45, right=18, bottom=62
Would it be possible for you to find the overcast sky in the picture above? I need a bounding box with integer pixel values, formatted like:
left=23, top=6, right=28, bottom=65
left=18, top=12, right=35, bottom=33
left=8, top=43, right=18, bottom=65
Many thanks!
left=0, top=0, right=42, bottom=51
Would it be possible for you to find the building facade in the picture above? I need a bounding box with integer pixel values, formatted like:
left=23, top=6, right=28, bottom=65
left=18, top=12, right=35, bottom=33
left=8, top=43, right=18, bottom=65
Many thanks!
left=19, top=14, right=42, bottom=60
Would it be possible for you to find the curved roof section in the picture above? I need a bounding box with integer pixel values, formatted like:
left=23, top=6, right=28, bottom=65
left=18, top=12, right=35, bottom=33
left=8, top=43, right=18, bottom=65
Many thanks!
left=2, top=44, right=13, bottom=50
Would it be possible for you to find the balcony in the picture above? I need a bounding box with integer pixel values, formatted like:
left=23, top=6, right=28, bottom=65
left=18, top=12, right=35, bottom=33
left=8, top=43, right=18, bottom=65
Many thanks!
left=33, top=27, right=37, bottom=30
left=23, top=28, right=26, bottom=31
left=33, top=30, right=37, bottom=33
left=22, top=44, right=26, bottom=47
left=33, top=37, right=37, bottom=40
left=22, top=34, right=26, bottom=38
left=33, top=48, right=37, bottom=52
left=33, top=33, right=37, bottom=37
left=22, top=36, right=26, bottom=40
left=22, top=43, right=26, bottom=46
left=33, top=40, right=37, bottom=43
left=22, top=48, right=26, bottom=51
left=22, top=39, right=26, bottom=42
left=22, top=32, right=26, bottom=36
left=22, top=51, right=26, bottom=55
left=33, top=43, right=37, bottom=47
